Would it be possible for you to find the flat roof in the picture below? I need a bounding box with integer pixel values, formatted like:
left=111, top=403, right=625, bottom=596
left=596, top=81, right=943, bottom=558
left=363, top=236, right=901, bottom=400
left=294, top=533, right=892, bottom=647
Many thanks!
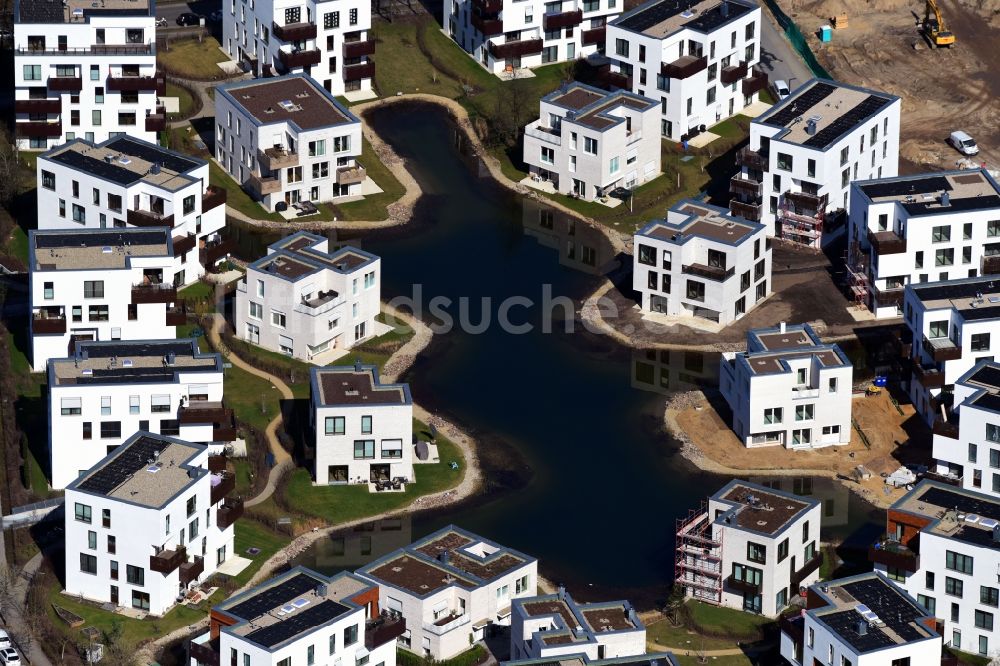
left=807, top=574, right=937, bottom=653
left=909, top=276, right=1000, bottom=320
left=712, top=480, right=817, bottom=536
left=250, top=231, right=378, bottom=283
left=959, top=361, right=1000, bottom=413
left=503, top=653, right=680, bottom=666
left=312, top=365, right=411, bottom=407
left=739, top=324, right=848, bottom=376
left=359, top=525, right=535, bottom=598
left=219, top=75, right=358, bottom=131
left=614, top=0, right=756, bottom=38
left=518, top=593, right=639, bottom=648
left=49, top=339, right=221, bottom=387
left=894, top=480, right=1000, bottom=547
left=30, top=228, right=172, bottom=271
left=16, top=0, right=152, bottom=23
left=857, top=170, right=1000, bottom=215
left=69, top=433, right=204, bottom=509
left=216, top=568, right=371, bottom=650
left=756, top=79, right=897, bottom=150
left=42, top=137, right=203, bottom=191
left=638, top=200, right=762, bottom=246
left=544, top=83, right=656, bottom=132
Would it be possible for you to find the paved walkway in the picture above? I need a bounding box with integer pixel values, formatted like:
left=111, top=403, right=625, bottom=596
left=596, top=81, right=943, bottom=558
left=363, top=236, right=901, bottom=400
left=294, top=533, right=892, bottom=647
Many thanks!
left=167, top=71, right=249, bottom=129
left=4, top=553, right=54, bottom=666
left=205, top=312, right=293, bottom=507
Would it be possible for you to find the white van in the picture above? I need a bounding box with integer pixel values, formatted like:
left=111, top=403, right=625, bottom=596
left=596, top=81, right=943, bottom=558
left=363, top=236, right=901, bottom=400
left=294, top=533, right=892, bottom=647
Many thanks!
left=949, top=130, right=979, bottom=156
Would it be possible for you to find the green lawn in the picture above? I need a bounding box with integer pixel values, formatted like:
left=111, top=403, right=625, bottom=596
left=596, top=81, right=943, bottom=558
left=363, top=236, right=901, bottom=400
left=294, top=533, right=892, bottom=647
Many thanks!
left=224, top=362, right=283, bottom=432
left=157, top=35, right=228, bottom=80
left=685, top=601, right=773, bottom=640
left=329, top=138, right=407, bottom=222
left=282, top=421, right=465, bottom=524
left=179, top=280, right=216, bottom=302
left=674, top=656, right=753, bottom=666
left=3, top=225, right=28, bottom=264
left=232, top=519, right=290, bottom=586
left=945, top=648, right=991, bottom=665
left=645, top=618, right=738, bottom=651
left=207, top=161, right=284, bottom=223
left=372, top=21, right=471, bottom=99
left=166, top=81, right=197, bottom=120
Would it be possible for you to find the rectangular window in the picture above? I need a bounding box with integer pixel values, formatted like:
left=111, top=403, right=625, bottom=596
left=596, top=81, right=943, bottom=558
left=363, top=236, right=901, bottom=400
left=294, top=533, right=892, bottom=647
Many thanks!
left=795, top=404, right=814, bottom=421
left=776, top=153, right=792, bottom=171
left=945, top=576, right=964, bottom=597
left=126, top=564, right=144, bottom=586
left=746, top=542, right=766, bottom=564
left=80, top=553, right=97, bottom=574
left=61, top=397, right=82, bottom=415
left=763, top=407, right=783, bottom=424
left=100, top=422, right=121, bottom=439
left=75, top=503, right=92, bottom=523
left=981, top=586, right=999, bottom=607
left=972, top=333, right=991, bottom=352
left=84, top=280, right=104, bottom=298
left=344, top=624, right=358, bottom=646
left=584, top=137, right=598, bottom=154
left=976, top=610, right=994, bottom=630
left=946, top=551, right=974, bottom=575
left=325, top=417, right=346, bottom=435
left=932, top=225, right=951, bottom=243
left=353, top=440, right=375, bottom=459
left=361, top=415, right=373, bottom=434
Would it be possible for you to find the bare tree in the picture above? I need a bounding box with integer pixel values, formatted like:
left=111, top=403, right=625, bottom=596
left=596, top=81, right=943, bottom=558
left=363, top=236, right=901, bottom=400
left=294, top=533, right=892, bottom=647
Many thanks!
left=0, top=128, right=22, bottom=207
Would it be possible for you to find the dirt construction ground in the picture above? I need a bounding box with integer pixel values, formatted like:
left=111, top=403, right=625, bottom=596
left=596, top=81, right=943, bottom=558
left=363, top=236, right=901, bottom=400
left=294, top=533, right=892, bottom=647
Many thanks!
left=672, top=390, right=932, bottom=506
left=779, top=0, right=1000, bottom=173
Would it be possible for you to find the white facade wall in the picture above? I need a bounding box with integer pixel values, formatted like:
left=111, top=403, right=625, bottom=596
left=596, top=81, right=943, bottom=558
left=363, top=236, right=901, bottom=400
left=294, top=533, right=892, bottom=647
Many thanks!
left=781, top=613, right=941, bottom=666
left=215, top=76, right=365, bottom=211
left=29, top=243, right=176, bottom=372
left=222, top=0, right=373, bottom=96
left=606, top=0, right=762, bottom=141
left=64, top=444, right=234, bottom=616
left=522, top=86, right=660, bottom=200
left=313, top=401, right=414, bottom=485
left=932, top=366, right=1000, bottom=493
left=14, top=13, right=159, bottom=150
left=36, top=142, right=226, bottom=286
left=737, top=81, right=900, bottom=247
left=632, top=208, right=771, bottom=325
left=509, top=596, right=645, bottom=662
left=444, top=0, right=618, bottom=74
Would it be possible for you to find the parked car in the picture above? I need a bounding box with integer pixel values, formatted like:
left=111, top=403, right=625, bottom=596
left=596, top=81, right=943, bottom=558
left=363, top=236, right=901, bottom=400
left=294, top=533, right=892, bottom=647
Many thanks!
left=155, top=17, right=167, bottom=27
left=773, top=80, right=791, bottom=101
left=176, top=12, right=203, bottom=26
left=0, top=647, right=20, bottom=666
left=949, top=130, right=979, bottom=156
left=0, top=631, right=10, bottom=649
left=209, top=9, right=223, bottom=21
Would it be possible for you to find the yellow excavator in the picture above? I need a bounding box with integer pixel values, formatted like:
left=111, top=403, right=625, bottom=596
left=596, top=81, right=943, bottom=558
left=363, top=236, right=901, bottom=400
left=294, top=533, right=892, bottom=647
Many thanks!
left=923, top=0, right=956, bottom=47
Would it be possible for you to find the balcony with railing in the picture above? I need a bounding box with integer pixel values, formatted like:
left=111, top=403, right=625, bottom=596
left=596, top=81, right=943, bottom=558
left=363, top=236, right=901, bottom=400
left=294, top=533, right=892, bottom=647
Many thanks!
left=735, top=146, right=767, bottom=170
left=489, top=38, right=544, bottom=59
left=923, top=335, right=961, bottom=362
left=211, top=472, right=236, bottom=505
left=983, top=255, right=1000, bottom=275
left=188, top=634, right=219, bottom=666
left=344, top=61, right=376, bottom=81
left=202, top=186, right=227, bottom=214
left=48, top=76, right=83, bottom=91
left=337, top=164, right=367, bottom=186
left=423, top=611, right=470, bottom=635
left=131, top=283, right=177, bottom=304
left=108, top=71, right=166, bottom=92
left=867, top=229, right=906, bottom=255
left=730, top=199, right=761, bottom=221
left=248, top=173, right=281, bottom=196
left=272, top=21, right=318, bottom=41
left=471, top=13, right=504, bottom=36
left=166, top=304, right=188, bottom=326
left=785, top=190, right=826, bottom=210
left=200, top=237, right=236, bottom=266
left=18, top=44, right=154, bottom=56
left=179, top=556, right=205, bottom=586
left=524, top=120, right=562, bottom=145
left=32, top=308, right=66, bottom=335
left=790, top=552, right=822, bottom=586
left=720, top=61, right=748, bottom=85
left=873, top=287, right=904, bottom=307
left=599, top=68, right=632, bottom=90
left=150, top=545, right=186, bottom=574
left=913, top=363, right=945, bottom=389
left=661, top=55, right=707, bottom=80
left=15, top=98, right=61, bottom=114
left=729, top=175, right=761, bottom=198
left=294, top=290, right=345, bottom=316
left=260, top=146, right=299, bottom=171
left=682, top=263, right=735, bottom=282
left=217, top=497, right=244, bottom=530
left=932, top=416, right=959, bottom=439
left=473, top=0, right=503, bottom=11
left=343, top=38, right=376, bottom=58
left=278, top=47, right=322, bottom=69
left=179, top=402, right=232, bottom=425
left=145, top=105, right=166, bottom=132
left=791, top=386, right=820, bottom=399
left=173, top=234, right=196, bottom=258
left=725, top=574, right=760, bottom=595
left=366, top=614, right=407, bottom=649
left=868, top=538, right=919, bottom=571
left=582, top=26, right=606, bottom=45
left=16, top=121, right=63, bottom=138
left=127, top=208, right=175, bottom=228
left=543, top=9, right=583, bottom=30
left=742, top=68, right=768, bottom=96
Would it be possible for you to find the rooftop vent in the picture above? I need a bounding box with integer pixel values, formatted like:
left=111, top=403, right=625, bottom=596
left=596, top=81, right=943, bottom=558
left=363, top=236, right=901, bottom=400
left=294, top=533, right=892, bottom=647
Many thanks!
left=118, top=156, right=131, bottom=165
left=720, top=1, right=729, bottom=17
left=102, top=246, right=112, bottom=254
left=805, top=115, right=821, bottom=136
left=146, top=464, right=160, bottom=473
left=122, top=359, right=133, bottom=367
left=316, top=583, right=328, bottom=597
left=150, top=162, right=161, bottom=175
left=81, top=369, right=94, bottom=376
left=941, top=191, right=951, bottom=206
left=680, top=8, right=695, bottom=17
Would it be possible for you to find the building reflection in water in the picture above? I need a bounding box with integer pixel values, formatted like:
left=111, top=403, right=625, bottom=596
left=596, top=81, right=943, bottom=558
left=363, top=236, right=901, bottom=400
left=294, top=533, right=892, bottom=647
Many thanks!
left=521, top=203, right=620, bottom=276
left=310, top=516, right=413, bottom=571
left=631, top=348, right=720, bottom=394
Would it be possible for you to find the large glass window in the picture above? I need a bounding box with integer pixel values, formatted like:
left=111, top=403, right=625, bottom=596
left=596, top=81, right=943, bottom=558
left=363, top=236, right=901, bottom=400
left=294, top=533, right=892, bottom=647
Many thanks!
left=325, top=417, right=345, bottom=435
left=126, top=565, right=144, bottom=586
left=353, top=440, right=375, bottom=459
left=946, top=551, right=974, bottom=574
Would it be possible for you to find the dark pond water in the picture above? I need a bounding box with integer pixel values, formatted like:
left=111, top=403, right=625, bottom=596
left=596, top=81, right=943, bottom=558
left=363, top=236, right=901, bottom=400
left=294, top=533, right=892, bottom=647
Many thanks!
left=278, top=102, right=882, bottom=607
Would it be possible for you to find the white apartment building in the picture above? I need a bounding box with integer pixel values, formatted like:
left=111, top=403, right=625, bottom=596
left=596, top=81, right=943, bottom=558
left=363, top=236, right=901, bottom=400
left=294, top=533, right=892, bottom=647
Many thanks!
left=505, top=654, right=680, bottom=666
left=216, top=74, right=366, bottom=212
left=720, top=323, right=853, bottom=448
left=14, top=0, right=162, bottom=150
left=444, top=0, right=618, bottom=74
left=523, top=83, right=660, bottom=201
left=902, top=275, right=1000, bottom=426
left=676, top=480, right=822, bottom=617
left=222, top=0, right=373, bottom=96
left=846, top=168, right=1000, bottom=319
left=357, top=525, right=538, bottom=660
left=36, top=136, right=230, bottom=287
left=871, top=480, right=1000, bottom=658
left=235, top=232, right=380, bottom=361
left=510, top=589, right=645, bottom=662
left=189, top=567, right=405, bottom=666
left=779, top=573, right=942, bottom=666
left=29, top=227, right=180, bottom=372
left=47, top=338, right=233, bottom=490
left=311, top=364, right=413, bottom=486
left=633, top=199, right=770, bottom=325
left=931, top=360, right=1000, bottom=492
left=65, top=433, right=239, bottom=617
left=731, top=78, right=900, bottom=248
left=606, top=0, right=765, bottom=141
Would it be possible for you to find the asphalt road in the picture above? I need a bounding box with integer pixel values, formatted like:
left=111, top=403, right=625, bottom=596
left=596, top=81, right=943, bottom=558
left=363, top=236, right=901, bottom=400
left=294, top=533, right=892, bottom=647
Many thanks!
left=156, top=0, right=219, bottom=24
left=757, top=6, right=814, bottom=94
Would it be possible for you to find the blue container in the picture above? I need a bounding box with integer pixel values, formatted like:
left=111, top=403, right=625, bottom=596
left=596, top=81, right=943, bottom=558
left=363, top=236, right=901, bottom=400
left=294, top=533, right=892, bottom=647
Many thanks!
left=820, top=25, right=832, bottom=42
